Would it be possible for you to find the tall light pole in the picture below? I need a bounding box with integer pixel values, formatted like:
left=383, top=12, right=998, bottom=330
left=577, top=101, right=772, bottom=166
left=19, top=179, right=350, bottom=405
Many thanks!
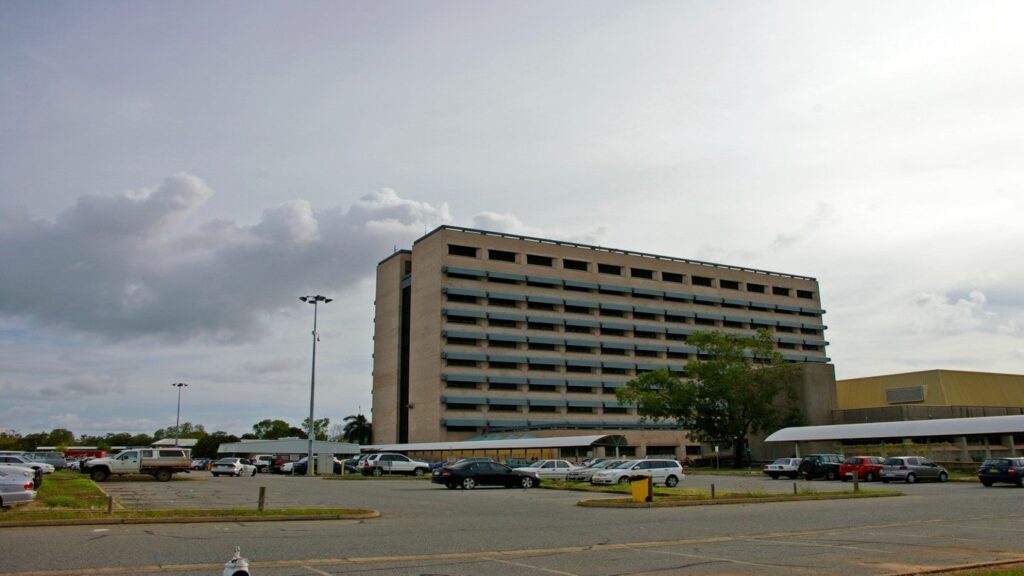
left=171, top=382, right=189, bottom=447
left=300, top=295, right=332, bottom=476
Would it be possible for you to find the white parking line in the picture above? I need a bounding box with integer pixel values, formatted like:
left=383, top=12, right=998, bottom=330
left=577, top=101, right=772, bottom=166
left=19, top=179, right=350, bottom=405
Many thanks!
left=487, top=557, right=581, bottom=576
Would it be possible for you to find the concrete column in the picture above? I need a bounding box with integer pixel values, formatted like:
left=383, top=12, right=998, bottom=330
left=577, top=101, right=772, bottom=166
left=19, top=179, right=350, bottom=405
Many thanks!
left=793, top=443, right=801, bottom=458
left=958, top=436, right=970, bottom=462
left=637, top=443, right=647, bottom=458
left=1003, top=435, right=1017, bottom=457
left=984, top=437, right=991, bottom=459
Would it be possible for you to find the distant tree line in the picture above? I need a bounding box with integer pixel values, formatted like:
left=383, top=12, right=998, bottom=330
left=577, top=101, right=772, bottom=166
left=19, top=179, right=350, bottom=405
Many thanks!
left=0, top=413, right=372, bottom=460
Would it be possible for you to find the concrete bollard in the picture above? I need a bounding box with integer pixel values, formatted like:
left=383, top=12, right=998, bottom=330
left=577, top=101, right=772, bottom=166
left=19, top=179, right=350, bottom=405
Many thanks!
left=852, top=471, right=859, bottom=492
left=793, top=482, right=797, bottom=495
left=258, top=487, right=267, bottom=511
left=107, top=495, right=114, bottom=514
left=710, top=483, right=716, bottom=499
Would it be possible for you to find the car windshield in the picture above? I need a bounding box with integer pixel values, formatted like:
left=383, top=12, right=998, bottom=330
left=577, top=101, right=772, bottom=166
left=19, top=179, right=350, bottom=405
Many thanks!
left=612, top=460, right=639, bottom=469
left=215, top=458, right=236, bottom=464
left=771, top=458, right=791, bottom=465
left=882, top=458, right=903, bottom=465
left=525, top=461, right=544, bottom=467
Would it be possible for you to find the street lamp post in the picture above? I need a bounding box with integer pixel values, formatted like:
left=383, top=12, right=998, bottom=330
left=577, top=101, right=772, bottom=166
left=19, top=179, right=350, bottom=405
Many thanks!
left=300, top=295, right=332, bottom=476
left=171, top=382, right=189, bottom=447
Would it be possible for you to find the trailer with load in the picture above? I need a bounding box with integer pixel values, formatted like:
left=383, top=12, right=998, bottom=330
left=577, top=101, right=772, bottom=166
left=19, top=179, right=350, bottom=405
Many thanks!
left=81, top=447, right=191, bottom=482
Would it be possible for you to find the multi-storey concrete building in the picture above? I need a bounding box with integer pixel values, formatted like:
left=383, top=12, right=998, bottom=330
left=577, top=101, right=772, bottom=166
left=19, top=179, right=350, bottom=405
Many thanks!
left=373, top=226, right=836, bottom=459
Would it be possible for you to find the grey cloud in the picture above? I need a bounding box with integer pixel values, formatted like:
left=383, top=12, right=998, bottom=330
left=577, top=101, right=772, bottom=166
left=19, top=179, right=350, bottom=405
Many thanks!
left=471, top=211, right=609, bottom=246
left=0, top=177, right=450, bottom=343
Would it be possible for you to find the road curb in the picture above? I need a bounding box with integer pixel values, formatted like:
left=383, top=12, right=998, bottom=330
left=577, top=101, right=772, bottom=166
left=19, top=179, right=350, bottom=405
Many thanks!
left=577, top=492, right=901, bottom=508
left=0, top=510, right=380, bottom=528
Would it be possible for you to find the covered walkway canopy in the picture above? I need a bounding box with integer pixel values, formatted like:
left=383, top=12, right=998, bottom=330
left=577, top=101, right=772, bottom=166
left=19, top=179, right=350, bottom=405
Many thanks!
left=766, top=414, right=1024, bottom=443
left=217, top=438, right=359, bottom=456
left=364, top=434, right=626, bottom=454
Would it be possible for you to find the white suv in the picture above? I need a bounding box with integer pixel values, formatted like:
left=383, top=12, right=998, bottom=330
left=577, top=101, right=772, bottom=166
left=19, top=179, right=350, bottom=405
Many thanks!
left=591, top=459, right=685, bottom=487
left=361, top=453, right=431, bottom=476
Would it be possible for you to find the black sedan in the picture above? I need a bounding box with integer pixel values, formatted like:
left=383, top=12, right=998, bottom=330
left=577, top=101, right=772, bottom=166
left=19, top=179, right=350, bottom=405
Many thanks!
left=978, top=457, right=1024, bottom=487
left=431, top=461, right=540, bottom=490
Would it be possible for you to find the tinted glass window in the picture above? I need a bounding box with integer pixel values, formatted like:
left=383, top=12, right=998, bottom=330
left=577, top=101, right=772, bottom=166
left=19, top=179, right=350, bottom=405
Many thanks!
left=541, top=462, right=554, bottom=469
left=883, top=458, right=901, bottom=465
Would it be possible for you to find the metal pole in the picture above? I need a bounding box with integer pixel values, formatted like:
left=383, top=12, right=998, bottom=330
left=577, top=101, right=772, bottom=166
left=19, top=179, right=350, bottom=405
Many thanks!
left=308, top=299, right=318, bottom=477
left=172, top=383, right=188, bottom=447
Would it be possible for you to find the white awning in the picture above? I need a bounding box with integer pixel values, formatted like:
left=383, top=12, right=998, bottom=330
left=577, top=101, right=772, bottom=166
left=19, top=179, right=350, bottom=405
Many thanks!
left=217, top=439, right=360, bottom=455
left=766, top=414, right=1024, bottom=443
left=364, top=434, right=627, bottom=453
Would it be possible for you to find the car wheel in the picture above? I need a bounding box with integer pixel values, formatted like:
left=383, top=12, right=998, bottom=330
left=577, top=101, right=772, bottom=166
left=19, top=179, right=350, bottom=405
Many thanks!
left=981, top=480, right=993, bottom=487
left=905, top=473, right=917, bottom=484
left=826, top=470, right=837, bottom=481
left=665, top=475, right=679, bottom=488
left=938, top=471, right=948, bottom=483
left=769, top=473, right=779, bottom=480
left=865, top=472, right=875, bottom=482
left=520, top=476, right=535, bottom=489
left=251, top=469, right=257, bottom=477
left=788, top=473, right=798, bottom=480
left=414, top=468, right=428, bottom=476
left=461, top=477, right=476, bottom=490
left=617, top=476, right=631, bottom=485
left=155, top=469, right=173, bottom=482
left=881, top=479, right=889, bottom=484
left=1015, top=479, right=1023, bottom=488
left=372, top=467, right=383, bottom=477
left=841, top=476, right=849, bottom=482
left=89, top=468, right=109, bottom=482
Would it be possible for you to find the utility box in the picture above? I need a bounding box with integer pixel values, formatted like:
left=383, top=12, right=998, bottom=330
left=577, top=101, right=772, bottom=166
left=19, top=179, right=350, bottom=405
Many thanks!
left=630, top=475, right=653, bottom=503
left=316, top=453, right=333, bottom=475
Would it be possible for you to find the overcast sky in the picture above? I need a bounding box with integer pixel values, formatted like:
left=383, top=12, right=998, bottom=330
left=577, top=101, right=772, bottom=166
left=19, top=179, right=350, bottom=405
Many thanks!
left=2, top=1, right=1023, bottom=438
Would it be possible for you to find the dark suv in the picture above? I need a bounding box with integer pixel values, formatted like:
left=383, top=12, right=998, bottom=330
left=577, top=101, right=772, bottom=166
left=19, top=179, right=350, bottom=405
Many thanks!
left=798, top=454, right=843, bottom=480
left=977, top=457, right=1024, bottom=487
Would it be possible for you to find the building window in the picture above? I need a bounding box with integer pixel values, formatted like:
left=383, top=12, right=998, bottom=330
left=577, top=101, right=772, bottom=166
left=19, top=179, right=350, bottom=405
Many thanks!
left=526, top=279, right=556, bottom=289
left=566, top=365, right=593, bottom=373
left=633, top=311, right=656, bottom=321
left=527, top=322, right=555, bottom=331
left=692, top=276, right=714, bottom=287
left=662, top=272, right=684, bottom=283
left=488, top=382, right=519, bottom=391
left=600, top=327, right=625, bottom=337
left=599, top=308, right=624, bottom=318
left=568, top=406, right=594, bottom=414
left=488, top=319, right=518, bottom=328
left=721, top=301, right=743, bottom=309
left=487, top=276, right=518, bottom=285
left=665, top=314, right=689, bottom=324
left=446, top=269, right=482, bottom=281
left=563, top=259, right=589, bottom=271
left=803, top=344, right=821, bottom=351
left=488, top=404, right=519, bottom=412
left=720, top=280, right=740, bottom=290
left=448, top=244, right=478, bottom=257
left=635, top=349, right=658, bottom=358
left=565, top=345, right=594, bottom=354
left=747, top=283, right=765, bottom=294
left=602, top=367, right=628, bottom=375
left=775, top=308, right=795, bottom=315
left=528, top=384, right=558, bottom=392
left=488, top=361, right=519, bottom=369
left=567, top=385, right=595, bottom=394
left=778, top=342, right=796, bottom=349
left=488, top=339, right=518, bottom=349
left=527, top=254, right=554, bottom=267
left=564, top=305, right=592, bottom=315
left=488, top=249, right=517, bottom=263
left=446, top=425, right=478, bottom=432
left=723, top=320, right=744, bottom=329
left=776, top=325, right=794, bottom=333
left=601, top=347, right=627, bottom=355
left=446, top=293, right=478, bottom=304
left=667, top=351, right=688, bottom=359
left=632, top=291, right=656, bottom=300
left=665, top=333, right=686, bottom=342
left=445, top=403, right=480, bottom=411
left=529, top=405, right=557, bottom=413
left=488, top=297, right=519, bottom=308
left=527, top=301, right=555, bottom=311
left=634, top=330, right=659, bottom=339
left=527, top=363, right=558, bottom=372
left=527, top=342, right=556, bottom=351
left=598, top=263, right=622, bottom=275
left=631, top=267, right=654, bottom=279
left=801, top=328, right=819, bottom=335
left=564, top=324, right=593, bottom=334
left=694, top=318, right=716, bottom=327
left=446, top=381, right=479, bottom=389
left=448, top=316, right=478, bottom=325
left=446, top=336, right=478, bottom=346
left=772, top=286, right=791, bottom=296
left=797, top=289, right=814, bottom=299
left=604, top=406, right=628, bottom=414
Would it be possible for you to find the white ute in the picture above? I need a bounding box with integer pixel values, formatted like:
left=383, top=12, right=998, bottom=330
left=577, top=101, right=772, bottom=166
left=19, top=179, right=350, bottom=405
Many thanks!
left=82, top=448, right=191, bottom=482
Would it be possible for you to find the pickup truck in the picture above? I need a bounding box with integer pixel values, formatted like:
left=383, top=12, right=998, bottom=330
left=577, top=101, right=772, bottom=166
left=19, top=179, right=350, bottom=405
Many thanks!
left=81, top=448, right=191, bottom=482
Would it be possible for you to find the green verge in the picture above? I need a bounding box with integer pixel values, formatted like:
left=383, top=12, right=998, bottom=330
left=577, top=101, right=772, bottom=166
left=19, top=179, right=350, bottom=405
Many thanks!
left=542, top=480, right=901, bottom=507
left=0, top=471, right=376, bottom=526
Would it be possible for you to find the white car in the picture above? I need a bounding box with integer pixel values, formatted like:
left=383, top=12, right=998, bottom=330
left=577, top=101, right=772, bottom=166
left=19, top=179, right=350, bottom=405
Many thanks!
left=360, top=453, right=431, bottom=476
left=0, top=454, right=55, bottom=475
left=512, top=459, right=581, bottom=480
left=566, top=459, right=626, bottom=482
left=0, top=467, right=36, bottom=508
left=211, top=457, right=257, bottom=477
left=763, top=457, right=802, bottom=479
left=590, top=459, right=685, bottom=487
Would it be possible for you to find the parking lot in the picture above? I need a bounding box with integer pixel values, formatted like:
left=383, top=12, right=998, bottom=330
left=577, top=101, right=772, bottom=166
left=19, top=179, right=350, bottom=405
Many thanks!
left=4, top=472, right=1024, bottom=575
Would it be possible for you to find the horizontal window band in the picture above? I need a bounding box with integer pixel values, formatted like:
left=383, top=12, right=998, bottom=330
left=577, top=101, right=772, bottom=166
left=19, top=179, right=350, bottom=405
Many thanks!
left=487, top=271, right=527, bottom=281
left=443, top=266, right=487, bottom=277
left=488, top=292, right=526, bottom=301
left=441, top=396, right=487, bottom=405
left=489, top=376, right=528, bottom=384
left=444, top=308, right=486, bottom=318
left=487, top=397, right=528, bottom=406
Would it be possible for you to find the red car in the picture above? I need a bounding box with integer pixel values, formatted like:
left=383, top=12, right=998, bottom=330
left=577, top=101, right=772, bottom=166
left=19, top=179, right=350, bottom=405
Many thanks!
left=839, top=456, right=884, bottom=482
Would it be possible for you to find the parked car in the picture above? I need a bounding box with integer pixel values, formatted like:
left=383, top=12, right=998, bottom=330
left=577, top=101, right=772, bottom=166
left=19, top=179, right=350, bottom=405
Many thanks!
left=211, top=458, right=257, bottom=477
left=0, top=464, right=42, bottom=489
left=272, top=453, right=304, bottom=474
left=252, top=455, right=274, bottom=473
left=512, top=459, right=581, bottom=480
left=580, top=457, right=608, bottom=468
left=360, top=453, right=431, bottom=476
left=432, top=460, right=540, bottom=490
left=977, top=457, right=1024, bottom=487
left=880, top=456, right=948, bottom=483
left=293, top=458, right=347, bottom=475
left=0, top=467, right=36, bottom=508
left=280, top=459, right=299, bottom=474
left=0, top=454, right=55, bottom=475
left=763, top=457, right=802, bottom=479
left=591, top=459, right=685, bottom=487
left=840, top=456, right=885, bottom=482
left=25, top=451, right=66, bottom=470
left=190, top=458, right=210, bottom=471
left=798, top=454, right=843, bottom=480
left=566, top=459, right=625, bottom=482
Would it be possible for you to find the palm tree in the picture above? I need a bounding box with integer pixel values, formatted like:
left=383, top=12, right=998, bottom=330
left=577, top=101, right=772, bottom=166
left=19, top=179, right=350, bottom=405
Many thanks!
left=341, top=414, right=372, bottom=445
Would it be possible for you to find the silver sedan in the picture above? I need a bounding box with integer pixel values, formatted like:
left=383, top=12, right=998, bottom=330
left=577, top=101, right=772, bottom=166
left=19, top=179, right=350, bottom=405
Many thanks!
left=211, top=458, right=257, bottom=477
left=0, top=467, right=37, bottom=508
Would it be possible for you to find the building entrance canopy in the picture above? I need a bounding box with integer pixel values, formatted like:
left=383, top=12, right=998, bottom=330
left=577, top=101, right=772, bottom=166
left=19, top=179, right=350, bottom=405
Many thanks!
left=766, top=414, right=1024, bottom=443
left=363, top=434, right=627, bottom=454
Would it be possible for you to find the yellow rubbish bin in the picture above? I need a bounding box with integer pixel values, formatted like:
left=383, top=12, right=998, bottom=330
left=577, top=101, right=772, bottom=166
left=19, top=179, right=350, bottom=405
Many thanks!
left=630, top=475, right=653, bottom=503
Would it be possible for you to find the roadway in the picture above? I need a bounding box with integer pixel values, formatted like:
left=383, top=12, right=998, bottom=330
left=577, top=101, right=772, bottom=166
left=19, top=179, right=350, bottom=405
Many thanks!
left=1, top=473, right=1023, bottom=575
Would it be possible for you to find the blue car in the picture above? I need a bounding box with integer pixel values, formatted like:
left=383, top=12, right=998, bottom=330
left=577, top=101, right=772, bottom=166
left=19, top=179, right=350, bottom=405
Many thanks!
left=977, top=457, right=1024, bottom=487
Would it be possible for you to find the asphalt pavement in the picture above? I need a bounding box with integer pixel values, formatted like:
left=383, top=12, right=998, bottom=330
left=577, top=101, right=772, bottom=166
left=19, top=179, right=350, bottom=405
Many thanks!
left=2, top=473, right=1023, bottom=575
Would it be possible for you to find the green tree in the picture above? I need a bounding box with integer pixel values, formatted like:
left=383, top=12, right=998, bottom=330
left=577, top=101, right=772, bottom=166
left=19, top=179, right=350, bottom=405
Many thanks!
left=340, top=414, right=372, bottom=445
left=154, top=422, right=207, bottom=440
left=0, top=430, right=22, bottom=451
left=617, top=329, right=803, bottom=467
left=19, top=432, right=49, bottom=451
left=251, top=419, right=293, bottom=439
left=192, top=431, right=240, bottom=459
left=301, top=417, right=330, bottom=441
